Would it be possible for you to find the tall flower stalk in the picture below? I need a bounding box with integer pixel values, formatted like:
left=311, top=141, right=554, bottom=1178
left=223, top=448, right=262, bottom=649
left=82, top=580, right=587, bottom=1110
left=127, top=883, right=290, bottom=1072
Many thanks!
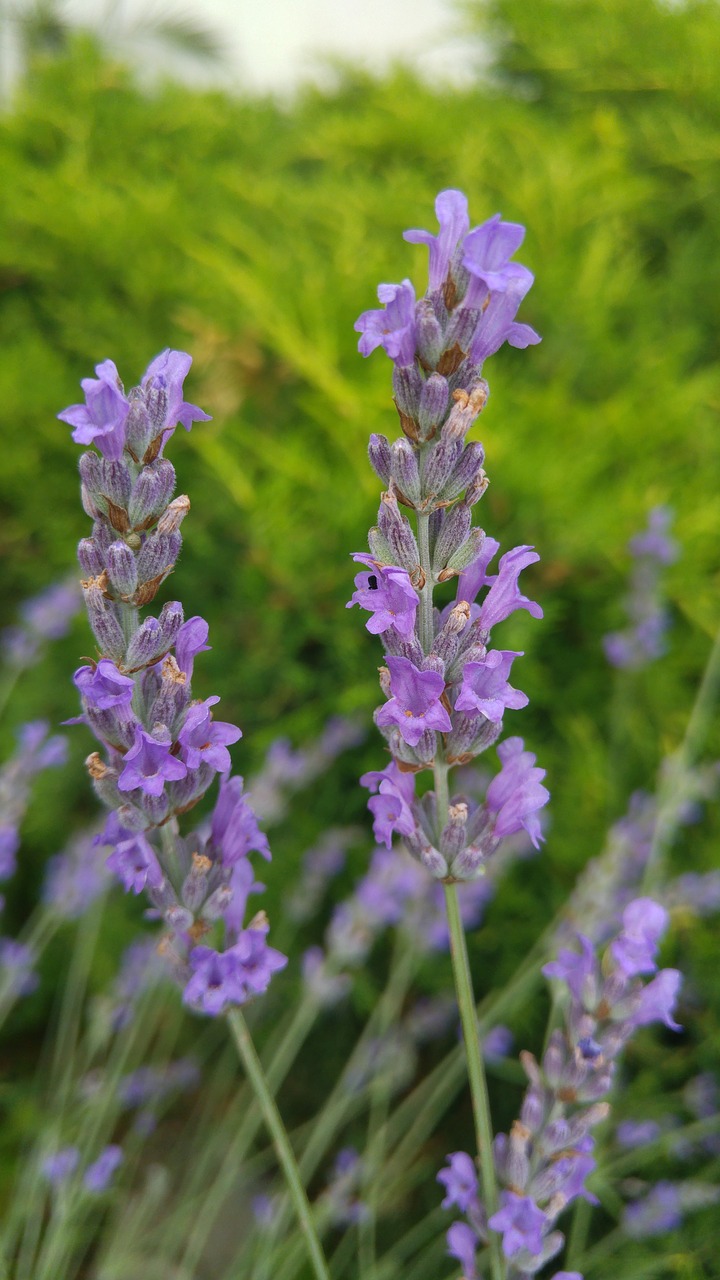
left=59, top=350, right=331, bottom=1280
left=351, top=190, right=550, bottom=1276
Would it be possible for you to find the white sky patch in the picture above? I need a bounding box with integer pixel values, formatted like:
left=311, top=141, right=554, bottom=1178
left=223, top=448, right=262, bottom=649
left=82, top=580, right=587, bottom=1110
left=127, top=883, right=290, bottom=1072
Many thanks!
left=55, top=0, right=481, bottom=94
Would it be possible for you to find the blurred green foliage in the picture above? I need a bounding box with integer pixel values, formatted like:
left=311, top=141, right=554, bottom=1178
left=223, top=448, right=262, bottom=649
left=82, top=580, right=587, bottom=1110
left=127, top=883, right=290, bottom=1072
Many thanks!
left=1, top=0, right=719, bottom=961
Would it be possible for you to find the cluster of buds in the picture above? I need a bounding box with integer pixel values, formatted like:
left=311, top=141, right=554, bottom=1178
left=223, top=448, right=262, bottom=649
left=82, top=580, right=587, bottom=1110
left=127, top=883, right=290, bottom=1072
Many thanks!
left=350, top=190, right=549, bottom=881
left=59, top=351, right=286, bottom=1015
left=438, top=898, right=682, bottom=1277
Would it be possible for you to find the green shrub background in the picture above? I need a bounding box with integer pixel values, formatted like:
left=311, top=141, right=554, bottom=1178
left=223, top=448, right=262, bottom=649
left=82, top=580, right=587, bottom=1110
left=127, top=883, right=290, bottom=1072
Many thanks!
left=1, top=0, right=719, bottom=1234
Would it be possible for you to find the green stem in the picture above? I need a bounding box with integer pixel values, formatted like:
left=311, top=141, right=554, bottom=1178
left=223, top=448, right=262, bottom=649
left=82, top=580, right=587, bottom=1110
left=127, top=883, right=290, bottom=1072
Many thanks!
left=443, top=882, right=504, bottom=1280
left=227, top=1008, right=331, bottom=1280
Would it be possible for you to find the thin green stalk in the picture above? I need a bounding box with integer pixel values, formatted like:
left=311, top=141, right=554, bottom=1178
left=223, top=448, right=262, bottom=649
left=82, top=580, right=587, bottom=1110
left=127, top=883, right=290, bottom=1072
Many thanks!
left=443, top=881, right=504, bottom=1280
left=177, top=991, right=320, bottom=1274
left=227, top=1008, right=331, bottom=1280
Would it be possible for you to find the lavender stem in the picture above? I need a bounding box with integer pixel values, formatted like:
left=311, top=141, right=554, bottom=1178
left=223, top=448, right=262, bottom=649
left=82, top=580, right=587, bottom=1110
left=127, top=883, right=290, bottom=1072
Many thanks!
left=443, top=881, right=505, bottom=1280
left=227, top=1008, right=331, bottom=1280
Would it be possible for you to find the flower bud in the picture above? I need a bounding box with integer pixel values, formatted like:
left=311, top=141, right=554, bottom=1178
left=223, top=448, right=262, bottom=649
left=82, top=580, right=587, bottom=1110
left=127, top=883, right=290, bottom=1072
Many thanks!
left=378, top=491, right=420, bottom=575
left=125, top=601, right=184, bottom=671
left=157, top=496, right=190, bottom=536
left=136, top=532, right=181, bottom=587
left=443, top=527, right=486, bottom=575
left=381, top=627, right=424, bottom=666
left=168, top=762, right=215, bottom=814
left=418, top=373, right=449, bottom=439
left=368, top=434, right=392, bottom=485
left=465, top=471, right=489, bottom=507
left=422, top=435, right=462, bottom=500
left=415, top=299, right=444, bottom=369
left=181, top=853, right=213, bottom=913
left=149, top=655, right=189, bottom=735
left=125, top=393, right=153, bottom=461
left=440, top=802, right=468, bottom=859
left=201, top=883, right=233, bottom=922
left=432, top=503, right=471, bottom=572
left=106, top=541, right=138, bottom=599
left=82, top=579, right=126, bottom=663
left=366, top=526, right=395, bottom=565
left=439, top=442, right=486, bottom=501
left=450, top=842, right=487, bottom=879
left=101, top=459, right=132, bottom=507
left=138, top=791, right=170, bottom=826
left=390, top=439, right=421, bottom=504
left=128, top=459, right=176, bottom=528
left=78, top=537, right=106, bottom=577
left=78, top=451, right=104, bottom=508
left=392, top=361, right=423, bottom=418
left=165, top=904, right=194, bottom=934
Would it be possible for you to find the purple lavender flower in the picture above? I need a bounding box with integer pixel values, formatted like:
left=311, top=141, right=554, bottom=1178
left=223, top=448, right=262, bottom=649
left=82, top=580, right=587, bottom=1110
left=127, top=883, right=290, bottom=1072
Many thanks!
left=375, top=655, right=451, bottom=747
left=486, top=737, right=549, bottom=848
left=446, top=1220, right=479, bottom=1279
left=461, top=214, right=527, bottom=297
left=542, top=935, right=597, bottom=1003
left=101, top=815, right=164, bottom=894
left=488, top=1190, right=547, bottom=1258
left=367, top=779, right=417, bottom=849
left=468, top=266, right=541, bottom=364
left=615, top=1119, right=663, bottom=1148
left=175, top=615, right=211, bottom=678
left=347, top=555, right=418, bottom=637
left=210, top=774, right=270, bottom=865
left=623, top=1181, right=683, bottom=1238
left=84, top=1145, right=123, bottom=1193
left=437, top=1151, right=479, bottom=1213
left=604, top=506, right=678, bottom=669
left=141, top=348, right=211, bottom=446
left=610, top=897, right=668, bottom=977
left=74, top=660, right=135, bottom=709
left=354, top=281, right=417, bottom=366
left=43, top=829, right=110, bottom=919
left=117, top=725, right=187, bottom=797
left=477, top=546, right=543, bottom=631
left=41, top=1147, right=80, bottom=1186
left=177, top=697, right=242, bottom=772
left=0, top=938, right=39, bottom=997
left=184, top=928, right=287, bottom=1015
left=58, top=359, right=130, bottom=459
left=455, top=649, right=528, bottom=721
left=630, top=968, right=682, bottom=1030
left=403, top=188, right=471, bottom=291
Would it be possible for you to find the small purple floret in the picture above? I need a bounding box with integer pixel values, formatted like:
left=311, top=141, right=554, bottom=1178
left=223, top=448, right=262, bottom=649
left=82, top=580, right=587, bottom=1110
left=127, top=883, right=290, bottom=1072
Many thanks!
left=488, top=1189, right=547, bottom=1258
left=375, top=655, right=451, bottom=747
left=455, top=649, right=528, bottom=721
left=486, top=737, right=549, bottom=848
left=58, top=359, right=130, bottom=459
left=117, top=725, right=187, bottom=797
left=354, top=280, right=417, bottom=367
left=74, top=660, right=135, bottom=710
left=177, top=696, right=242, bottom=773
left=437, top=1151, right=479, bottom=1213
left=348, top=555, right=418, bottom=637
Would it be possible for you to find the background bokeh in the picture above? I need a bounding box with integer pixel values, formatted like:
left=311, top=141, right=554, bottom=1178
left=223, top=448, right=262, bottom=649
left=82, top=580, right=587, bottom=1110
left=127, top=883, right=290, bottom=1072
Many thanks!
left=1, top=0, right=719, bottom=1263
